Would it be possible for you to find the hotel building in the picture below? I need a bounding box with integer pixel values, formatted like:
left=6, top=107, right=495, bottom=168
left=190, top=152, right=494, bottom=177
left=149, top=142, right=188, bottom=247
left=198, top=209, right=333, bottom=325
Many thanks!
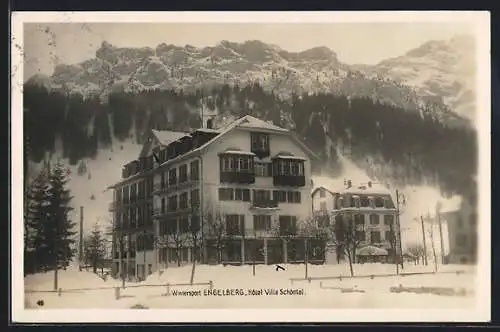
left=311, top=181, right=402, bottom=263
left=109, top=115, right=319, bottom=279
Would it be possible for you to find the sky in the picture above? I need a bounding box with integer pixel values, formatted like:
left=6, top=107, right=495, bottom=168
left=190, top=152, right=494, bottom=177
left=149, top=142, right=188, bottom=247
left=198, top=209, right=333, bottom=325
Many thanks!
left=22, top=22, right=474, bottom=81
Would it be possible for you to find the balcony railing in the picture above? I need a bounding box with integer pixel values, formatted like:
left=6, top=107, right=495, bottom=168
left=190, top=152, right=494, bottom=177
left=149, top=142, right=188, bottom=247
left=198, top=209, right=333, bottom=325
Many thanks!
left=273, top=175, right=306, bottom=187
left=251, top=199, right=279, bottom=209
left=219, top=170, right=255, bottom=184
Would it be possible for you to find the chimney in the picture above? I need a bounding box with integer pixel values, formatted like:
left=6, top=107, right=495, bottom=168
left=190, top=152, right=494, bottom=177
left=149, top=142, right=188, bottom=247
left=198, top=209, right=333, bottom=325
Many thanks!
left=206, top=118, right=213, bottom=129
left=368, top=181, right=372, bottom=188
left=347, top=180, right=352, bottom=189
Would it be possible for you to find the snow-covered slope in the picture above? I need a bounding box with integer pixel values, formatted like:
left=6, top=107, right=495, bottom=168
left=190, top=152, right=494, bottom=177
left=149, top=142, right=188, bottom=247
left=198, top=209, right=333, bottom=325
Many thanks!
left=29, top=35, right=474, bottom=127
left=358, top=35, right=476, bottom=122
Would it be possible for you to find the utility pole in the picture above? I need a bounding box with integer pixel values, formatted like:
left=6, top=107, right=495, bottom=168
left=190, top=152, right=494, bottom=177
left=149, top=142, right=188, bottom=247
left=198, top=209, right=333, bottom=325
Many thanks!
left=420, top=215, right=428, bottom=266
left=395, top=189, right=404, bottom=269
left=436, top=202, right=446, bottom=265
left=79, top=206, right=84, bottom=271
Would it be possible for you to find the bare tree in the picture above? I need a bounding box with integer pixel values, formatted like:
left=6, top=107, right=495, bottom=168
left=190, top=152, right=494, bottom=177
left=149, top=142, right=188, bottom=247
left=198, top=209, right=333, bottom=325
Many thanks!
left=427, top=222, right=438, bottom=272
left=205, top=209, right=226, bottom=264
left=297, top=217, right=329, bottom=279
left=188, top=205, right=203, bottom=284
left=329, top=213, right=365, bottom=277
left=406, top=244, right=426, bottom=265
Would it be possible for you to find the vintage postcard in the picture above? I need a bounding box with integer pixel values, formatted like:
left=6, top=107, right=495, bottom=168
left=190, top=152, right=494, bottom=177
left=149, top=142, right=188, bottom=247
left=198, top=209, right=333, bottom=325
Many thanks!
left=11, top=11, right=491, bottom=323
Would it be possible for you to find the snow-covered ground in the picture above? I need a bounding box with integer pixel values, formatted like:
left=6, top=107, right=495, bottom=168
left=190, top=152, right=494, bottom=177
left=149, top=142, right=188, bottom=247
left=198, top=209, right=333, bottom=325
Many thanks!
left=25, top=263, right=477, bottom=310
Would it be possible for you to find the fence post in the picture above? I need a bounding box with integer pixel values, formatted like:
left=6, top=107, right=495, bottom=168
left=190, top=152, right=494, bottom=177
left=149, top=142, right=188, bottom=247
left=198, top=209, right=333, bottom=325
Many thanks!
left=58, top=288, right=62, bottom=297
left=165, top=283, right=171, bottom=296
left=209, top=280, right=213, bottom=290
left=114, top=287, right=120, bottom=300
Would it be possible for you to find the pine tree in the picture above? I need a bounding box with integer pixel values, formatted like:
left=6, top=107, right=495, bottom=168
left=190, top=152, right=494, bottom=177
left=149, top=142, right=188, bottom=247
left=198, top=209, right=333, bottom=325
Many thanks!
left=46, top=161, right=77, bottom=270
left=83, top=223, right=107, bottom=273
left=24, top=168, right=51, bottom=274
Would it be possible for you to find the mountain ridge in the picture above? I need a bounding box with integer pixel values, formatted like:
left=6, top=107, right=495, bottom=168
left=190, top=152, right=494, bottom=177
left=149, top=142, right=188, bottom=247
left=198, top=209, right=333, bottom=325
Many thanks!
left=26, top=35, right=475, bottom=127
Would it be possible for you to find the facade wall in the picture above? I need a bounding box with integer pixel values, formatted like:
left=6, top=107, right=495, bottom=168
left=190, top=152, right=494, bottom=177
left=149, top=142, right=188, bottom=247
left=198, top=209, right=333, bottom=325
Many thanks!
left=312, top=189, right=336, bottom=212
left=444, top=199, right=477, bottom=264
left=201, top=127, right=314, bottom=234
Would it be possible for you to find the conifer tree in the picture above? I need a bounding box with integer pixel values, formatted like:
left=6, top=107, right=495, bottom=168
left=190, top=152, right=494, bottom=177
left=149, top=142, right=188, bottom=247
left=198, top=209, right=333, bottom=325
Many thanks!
left=83, top=223, right=107, bottom=273
left=46, top=161, right=77, bottom=270
left=24, top=168, right=51, bottom=274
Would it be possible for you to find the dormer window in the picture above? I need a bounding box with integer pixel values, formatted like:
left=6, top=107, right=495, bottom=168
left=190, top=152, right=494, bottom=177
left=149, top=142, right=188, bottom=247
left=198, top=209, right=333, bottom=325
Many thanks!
left=250, top=132, right=270, bottom=158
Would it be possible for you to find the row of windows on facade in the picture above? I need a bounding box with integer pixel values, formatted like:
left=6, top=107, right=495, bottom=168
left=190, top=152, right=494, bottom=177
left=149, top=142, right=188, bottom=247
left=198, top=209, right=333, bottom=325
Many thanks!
left=158, top=214, right=298, bottom=236
left=318, top=193, right=395, bottom=210
left=160, top=160, right=200, bottom=188
left=115, top=178, right=154, bottom=203
left=113, top=233, right=155, bottom=254
left=218, top=188, right=302, bottom=204
left=115, top=203, right=154, bottom=228
left=220, top=156, right=305, bottom=177
left=159, top=189, right=200, bottom=213
left=316, top=214, right=395, bottom=227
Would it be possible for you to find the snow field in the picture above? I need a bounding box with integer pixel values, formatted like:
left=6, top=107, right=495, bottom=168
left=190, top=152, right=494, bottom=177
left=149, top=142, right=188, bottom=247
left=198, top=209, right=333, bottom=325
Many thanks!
left=24, top=263, right=477, bottom=309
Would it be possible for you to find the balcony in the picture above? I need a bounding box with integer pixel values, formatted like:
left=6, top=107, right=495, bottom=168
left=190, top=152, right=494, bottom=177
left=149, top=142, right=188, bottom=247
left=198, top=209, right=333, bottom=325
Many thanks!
left=273, top=175, right=306, bottom=187
left=153, top=208, right=166, bottom=219
left=153, top=183, right=168, bottom=194
left=251, top=199, right=279, bottom=209
left=220, top=171, right=255, bottom=184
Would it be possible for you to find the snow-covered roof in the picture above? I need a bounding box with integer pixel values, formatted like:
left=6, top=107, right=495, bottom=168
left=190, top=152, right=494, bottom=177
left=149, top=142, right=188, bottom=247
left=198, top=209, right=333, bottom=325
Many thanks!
left=110, top=115, right=318, bottom=189
left=194, top=128, right=221, bottom=134
left=151, top=129, right=189, bottom=146
left=219, top=148, right=256, bottom=156
left=236, top=116, right=289, bottom=132
left=341, top=184, right=392, bottom=196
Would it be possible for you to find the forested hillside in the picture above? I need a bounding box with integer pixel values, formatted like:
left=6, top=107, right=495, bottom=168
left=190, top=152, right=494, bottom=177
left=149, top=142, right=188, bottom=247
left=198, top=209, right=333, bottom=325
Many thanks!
left=23, top=82, right=476, bottom=198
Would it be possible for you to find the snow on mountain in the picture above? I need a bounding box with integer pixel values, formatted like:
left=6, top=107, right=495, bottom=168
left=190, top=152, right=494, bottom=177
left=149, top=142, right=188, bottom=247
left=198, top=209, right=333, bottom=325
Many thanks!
left=359, top=35, right=476, bottom=122
left=29, top=37, right=473, bottom=127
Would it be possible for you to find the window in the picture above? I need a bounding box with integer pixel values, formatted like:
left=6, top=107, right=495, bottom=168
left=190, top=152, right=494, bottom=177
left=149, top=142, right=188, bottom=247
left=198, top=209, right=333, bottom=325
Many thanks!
left=159, top=220, right=167, bottom=235
left=457, top=216, right=463, bottom=228
left=130, top=183, right=137, bottom=202
left=279, top=215, right=297, bottom=235
left=179, top=164, right=188, bottom=183
left=130, top=208, right=137, bottom=228
left=384, top=215, right=394, bottom=226
left=385, top=230, right=393, bottom=242
left=148, top=264, right=152, bottom=275
left=354, top=197, right=360, bottom=208
left=242, top=189, right=251, bottom=202
left=369, top=214, right=380, bottom=225
left=238, top=157, right=250, bottom=172
left=190, top=189, right=200, bottom=207
left=273, top=190, right=287, bottom=203
left=167, top=217, right=177, bottom=235
left=179, top=192, right=188, bottom=209
left=356, top=231, right=366, bottom=241
left=456, top=234, right=467, bottom=246
left=469, top=213, right=477, bottom=227
left=342, top=195, right=351, bottom=208
left=251, top=133, right=270, bottom=152
left=384, top=197, right=395, bottom=209
left=370, top=231, right=381, bottom=244
left=235, top=188, right=243, bottom=201
left=191, top=214, right=200, bottom=232
left=161, top=198, right=165, bottom=213
left=168, top=169, right=177, bottom=186
left=354, top=214, right=365, bottom=226
left=168, top=195, right=178, bottom=211
left=254, top=190, right=271, bottom=202
left=219, top=188, right=234, bottom=201
left=320, top=202, right=327, bottom=211
left=285, top=191, right=301, bottom=203
left=226, top=215, right=245, bottom=235
left=253, top=215, right=271, bottom=231
left=335, top=196, right=343, bottom=209
left=274, top=159, right=304, bottom=176
left=190, top=160, right=199, bottom=181
left=255, top=162, right=272, bottom=177
left=319, top=188, right=326, bottom=198
left=179, top=216, right=189, bottom=233
left=374, top=197, right=385, bottom=208
left=160, top=172, right=166, bottom=188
